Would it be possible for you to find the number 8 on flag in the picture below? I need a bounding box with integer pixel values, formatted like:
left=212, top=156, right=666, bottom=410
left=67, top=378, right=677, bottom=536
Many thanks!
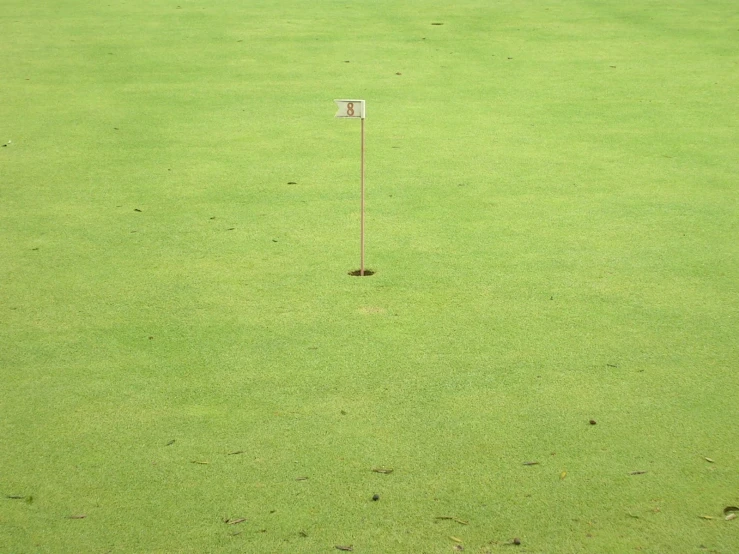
left=334, top=99, right=365, bottom=119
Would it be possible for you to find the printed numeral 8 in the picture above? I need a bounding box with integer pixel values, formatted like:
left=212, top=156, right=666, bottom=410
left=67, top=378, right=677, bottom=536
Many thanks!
left=347, top=102, right=355, bottom=116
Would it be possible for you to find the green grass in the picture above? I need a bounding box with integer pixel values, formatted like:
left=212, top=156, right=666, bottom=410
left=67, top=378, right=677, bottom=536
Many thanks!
left=1, top=0, right=738, bottom=552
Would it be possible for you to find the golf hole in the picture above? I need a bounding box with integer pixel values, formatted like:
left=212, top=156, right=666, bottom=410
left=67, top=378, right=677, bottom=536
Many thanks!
left=348, top=269, right=375, bottom=277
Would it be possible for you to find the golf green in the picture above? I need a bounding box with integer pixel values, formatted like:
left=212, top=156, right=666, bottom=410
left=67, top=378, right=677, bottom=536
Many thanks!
left=1, top=1, right=737, bottom=552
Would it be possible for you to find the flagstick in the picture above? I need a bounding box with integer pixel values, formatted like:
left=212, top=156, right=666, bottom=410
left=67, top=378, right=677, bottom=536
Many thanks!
left=333, top=99, right=367, bottom=276
left=360, top=116, right=365, bottom=276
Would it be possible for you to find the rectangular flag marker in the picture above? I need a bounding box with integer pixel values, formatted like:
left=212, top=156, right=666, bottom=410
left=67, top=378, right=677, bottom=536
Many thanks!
left=334, top=99, right=367, bottom=275
left=334, top=99, right=365, bottom=119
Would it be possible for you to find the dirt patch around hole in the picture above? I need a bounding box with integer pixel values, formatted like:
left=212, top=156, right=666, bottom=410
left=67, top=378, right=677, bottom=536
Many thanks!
left=348, top=269, right=375, bottom=276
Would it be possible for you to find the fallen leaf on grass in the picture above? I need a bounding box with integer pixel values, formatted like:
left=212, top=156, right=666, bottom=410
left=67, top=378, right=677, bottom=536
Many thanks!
left=224, top=517, right=246, bottom=525
left=335, top=546, right=353, bottom=551
left=522, top=461, right=539, bottom=466
left=435, top=516, right=469, bottom=525
left=704, top=457, right=715, bottom=463
left=372, top=467, right=393, bottom=474
left=449, top=536, right=463, bottom=543
left=629, top=471, right=647, bottom=475
left=66, top=514, right=87, bottom=519
left=191, top=460, right=210, bottom=465
left=6, top=495, right=34, bottom=504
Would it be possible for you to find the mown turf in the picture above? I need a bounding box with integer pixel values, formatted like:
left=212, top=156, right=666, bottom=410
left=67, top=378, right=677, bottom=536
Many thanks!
left=1, top=1, right=738, bottom=552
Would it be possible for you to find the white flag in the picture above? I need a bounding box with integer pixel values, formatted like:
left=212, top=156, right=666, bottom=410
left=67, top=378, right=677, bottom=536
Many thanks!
left=334, top=99, right=365, bottom=119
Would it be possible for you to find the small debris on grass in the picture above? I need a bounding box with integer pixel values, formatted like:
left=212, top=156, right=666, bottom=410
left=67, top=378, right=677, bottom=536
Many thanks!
left=522, top=461, right=539, bottom=466
left=287, top=181, right=297, bottom=184
left=449, top=536, right=463, bottom=543
left=560, top=471, right=568, bottom=480
left=165, top=439, right=176, bottom=446
left=431, top=22, right=444, bottom=25
left=435, top=516, right=468, bottom=525
left=224, top=517, right=246, bottom=525
left=703, top=457, right=715, bottom=463
left=66, top=514, right=87, bottom=519
left=372, top=494, right=380, bottom=501
left=629, top=470, right=647, bottom=475
left=191, top=460, right=210, bottom=465
left=228, top=450, right=245, bottom=455
left=396, top=72, right=402, bottom=75
left=335, top=545, right=353, bottom=551
left=372, top=467, right=393, bottom=474
left=340, top=410, right=347, bottom=415
left=589, top=419, right=597, bottom=425
left=5, top=495, right=25, bottom=500
left=134, top=208, right=142, bottom=212
left=295, top=476, right=309, bottom=481
left=699, top=515, right=715, bottom=520
left=299, top=530, right=308, bottom=537
left=726, top=513, right=737, bottom=521
left=512, top=537, right=521, bottom=545
left=453, top=545, right=465, bottom=551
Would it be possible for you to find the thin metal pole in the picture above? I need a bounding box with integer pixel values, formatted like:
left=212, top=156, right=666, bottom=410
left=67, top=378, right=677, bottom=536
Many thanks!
left=360, top=117, right=365, bottom=276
